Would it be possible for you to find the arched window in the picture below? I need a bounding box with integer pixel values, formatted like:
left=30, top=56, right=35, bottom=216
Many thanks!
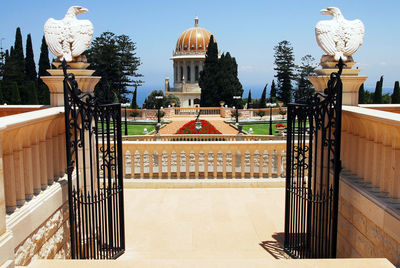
left=180, top=66, right=183, bottom=81
left=175, top=67, right=178, bottom=81
left=188, top=99, right=191, bottom=106
left=187, top=66, right=191, bottom=82
left=195, top=66, right=199, bottom=82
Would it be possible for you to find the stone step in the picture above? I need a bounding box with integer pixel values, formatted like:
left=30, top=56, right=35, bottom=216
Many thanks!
left=28, top=258, right=395, bottom=268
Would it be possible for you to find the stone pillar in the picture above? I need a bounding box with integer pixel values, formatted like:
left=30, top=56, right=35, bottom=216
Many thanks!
left=41, top=62, right=101, bottom=107
left=308, top=56, right=367, bottom=106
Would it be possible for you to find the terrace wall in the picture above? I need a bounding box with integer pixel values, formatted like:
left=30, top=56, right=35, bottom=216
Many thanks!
left=337, top=106, right=400, bottom=266
left=0, top=107, right=70, bottom=267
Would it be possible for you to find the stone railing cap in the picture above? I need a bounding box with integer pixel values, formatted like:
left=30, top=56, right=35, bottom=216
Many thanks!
left=0, top=107, right=64, bottom=132
left=343, top=105, right=400, bottom=126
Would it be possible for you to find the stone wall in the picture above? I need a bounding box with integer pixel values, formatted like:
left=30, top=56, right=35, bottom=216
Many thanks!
left=14, top=202, right=70, bottom=266
left=337, top=175, right=400, bottom=266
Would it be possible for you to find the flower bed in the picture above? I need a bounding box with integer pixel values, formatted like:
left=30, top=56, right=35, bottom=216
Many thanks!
left=176, top=120, right=222, bottom=134
left=275, top=123, right=286, bottom=128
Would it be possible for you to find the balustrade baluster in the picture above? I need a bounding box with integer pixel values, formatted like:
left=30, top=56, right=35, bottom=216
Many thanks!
left=53, top=131, right=59, bottom=180
left=158, top=152, right=162, bottom=179
left=140, top=151, right=144, bottom=179
left=23, top=146, right=34, bottom=200
left=250, top=151, right=254, bottom=179
left=268, top=150, right=272, bottom=178
left=213, top=152, right=217, bottom=179
left=3, top=153, right=16, bottom=212
left=222, top=152, right=226, bottom=179
left=32, top=142, right=41, bottom=195
left=232, top=151, right=236, bottom=179
left=185, top=152, right=190, bottom=179
left=167, top=152, right=171, bottom=179
left=149, top=152, right=153, bottom=179
left=195, top=151, right=199, bottom=179
left=277, top=150, right=282, bottom=177
left=177, top=151, right=181, bottom=179
left=14, top=148, right=25, bottom=206
left=240, top=151, right=245, bottom=179
left=259, top=151, right=264, bottom=178
left=46, top=137, right=54, bottom=185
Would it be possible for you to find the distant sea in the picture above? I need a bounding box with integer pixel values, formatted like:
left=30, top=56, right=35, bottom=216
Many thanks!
left=129, top=85, right=394, bottom=107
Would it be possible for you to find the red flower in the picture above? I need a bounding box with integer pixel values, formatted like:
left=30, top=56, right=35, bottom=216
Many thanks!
left=176, top=120, right=222, bottom=134
left=275, top=123, right=286, bottom=128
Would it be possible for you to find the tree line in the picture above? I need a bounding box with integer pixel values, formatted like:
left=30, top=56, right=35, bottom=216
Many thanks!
left=0, top=27, right=51, bottom=105
left=0, top=28, right=144, bottom=106
left=358, top=76, right=400, bottom=104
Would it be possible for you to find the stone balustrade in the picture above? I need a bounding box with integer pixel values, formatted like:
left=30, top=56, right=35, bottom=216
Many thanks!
left=173, top=107, right=221, bottom=116
left=122, top=134, right=284, bottom=142
left=341, top=106, right=400, bottom=199
left=120, top=141, right=287, bottom=179
left=0, top=107, right=66, bottom=214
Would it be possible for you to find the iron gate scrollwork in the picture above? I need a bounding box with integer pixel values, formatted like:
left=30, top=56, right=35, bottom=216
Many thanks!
left=63, top=60, right=125, bottom=259
left=284, top=59, right=344, bottom=258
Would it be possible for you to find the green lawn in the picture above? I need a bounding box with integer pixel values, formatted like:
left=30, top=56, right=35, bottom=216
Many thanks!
left=98, top=123, right=155, bottom=135
left=241, top=124, right=281, bottom=135
left=241, top=121, right=309, bottom=135
left=124, top=124, right=155, bottom=135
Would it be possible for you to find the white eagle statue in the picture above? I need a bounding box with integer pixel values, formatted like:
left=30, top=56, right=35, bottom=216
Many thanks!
left=44, top=6, right=93, bottom=62
left=315, top=7, right=364, bottom=61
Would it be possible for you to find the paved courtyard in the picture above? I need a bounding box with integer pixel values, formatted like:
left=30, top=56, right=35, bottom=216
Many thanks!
left=120, top=187, right=288, bottom=261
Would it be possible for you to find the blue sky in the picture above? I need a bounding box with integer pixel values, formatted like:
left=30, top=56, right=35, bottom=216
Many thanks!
left=1, top=0, right=399, bottom=100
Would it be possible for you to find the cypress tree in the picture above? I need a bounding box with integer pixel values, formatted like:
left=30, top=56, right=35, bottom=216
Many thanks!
left=131, top=86, right=138, bottom=108
left=199, top=35, right=219, bottom=107
left=270, top=80, right=277, bottom=102
left=358, top=83, right=366, bottom=104
left=13, top=27, right=25, bottom=89
left=273, top=40, right=295, bottom=105
left=38, top=36, right=50, bottom=104
left=216, top=52, right=243, bottom=107
left=247, top=90, right=252, bottom=108
left=2, top=49, right=13, bottom=103
left=24, top=34, right=37, bottom=81
left=392, top=81, right=400, bottom=104
left=24, top=80, right=38, bottom=104
left=23, top=34, right=38, bottom=104
left=259, top=84, right=267, bottom=108
left=9, top=82, right=21, bottom=104
left=373, top=76, right=383, bottom=104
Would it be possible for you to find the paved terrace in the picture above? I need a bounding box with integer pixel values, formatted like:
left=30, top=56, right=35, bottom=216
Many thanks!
left=120, top=187, right=288, bottom=261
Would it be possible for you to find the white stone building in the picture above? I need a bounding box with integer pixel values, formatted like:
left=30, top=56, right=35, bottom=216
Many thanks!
left=165, top=17, right=218, bottom=107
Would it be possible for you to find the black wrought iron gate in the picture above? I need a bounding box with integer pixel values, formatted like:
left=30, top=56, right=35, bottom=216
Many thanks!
left=284, top=60, right=344, bottom=258
left=63, top=60, right=125, bottom=259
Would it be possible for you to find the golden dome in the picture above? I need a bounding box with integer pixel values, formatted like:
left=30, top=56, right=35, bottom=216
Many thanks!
left=175, top=17, right=215, bottom=54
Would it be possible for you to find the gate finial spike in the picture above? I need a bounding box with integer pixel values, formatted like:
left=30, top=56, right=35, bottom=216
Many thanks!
left=336, top=57, right=346, bottom=75
left=62, top=59, right=68, bottom=76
